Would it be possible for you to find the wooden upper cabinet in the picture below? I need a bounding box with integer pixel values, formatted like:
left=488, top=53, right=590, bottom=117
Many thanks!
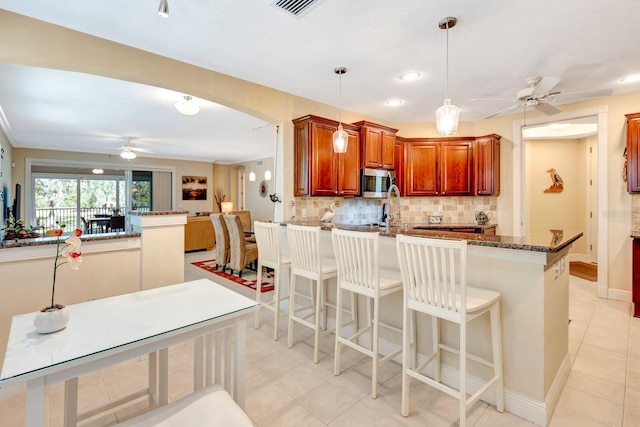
left=292, top=115, right=360, bottom=197
left=353, top=121, right=398, bottom=169
left=627, top=113, right=640, bottom=193
left=405, top=140, right=440, bottom=196
left=475, top=135, right=501, bottom=196
left=394, top=137, right=406, bottom=196
left=440, top=139, right=474, bottom=196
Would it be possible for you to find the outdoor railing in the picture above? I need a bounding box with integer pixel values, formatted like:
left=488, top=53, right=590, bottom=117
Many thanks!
left=32, top=206, right=151, bottom=230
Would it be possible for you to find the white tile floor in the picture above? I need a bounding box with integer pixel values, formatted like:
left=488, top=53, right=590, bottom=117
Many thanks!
left=1, top=250, right=639, bottom=426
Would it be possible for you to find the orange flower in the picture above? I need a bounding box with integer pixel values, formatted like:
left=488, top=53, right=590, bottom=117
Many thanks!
left=46, top=229, right=63, bottom=236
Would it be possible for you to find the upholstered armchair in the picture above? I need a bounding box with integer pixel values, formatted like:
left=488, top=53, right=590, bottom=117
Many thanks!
left=223, top=214, right=258, bottom=277
left=210, top=214, right=230, bottom=272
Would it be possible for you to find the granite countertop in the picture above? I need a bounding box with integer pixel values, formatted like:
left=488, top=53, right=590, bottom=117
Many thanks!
left=129, top=210, right=190, bottom=216
left=283, top=221, right=582, bottom=253
left=1, top=231, right=141, bottom=249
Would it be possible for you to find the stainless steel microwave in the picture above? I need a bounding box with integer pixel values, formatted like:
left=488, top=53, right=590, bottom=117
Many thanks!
left=361, top=168, right=395, bottom=198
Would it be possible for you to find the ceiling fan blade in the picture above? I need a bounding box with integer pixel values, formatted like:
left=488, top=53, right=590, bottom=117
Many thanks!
left=534, top=102, right=562, bottom=116
left=532, top=77, right=561, bottom=96
left=482, top=103, right=523, bottom=119
left=549, top=88, right=613, bottom=103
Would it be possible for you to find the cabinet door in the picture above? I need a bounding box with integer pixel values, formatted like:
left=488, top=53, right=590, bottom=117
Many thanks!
left=406, top=142, right=439, bottom=196
left=362, top=127, right=383, bottom=168
left=381, top=132, right=396, bottom=169
left=293, top=121, right=310, bottom=196
left=475, top=136, right=500, bottom=196
left=628, top=116, right=640, bottom=193
left=441, top=140, right=473, bottom=196
left=394, top=139, right=405, bottom=195
left=338, top=129, right=361, bottom=196
left=310, top=121, right=339, bottom=196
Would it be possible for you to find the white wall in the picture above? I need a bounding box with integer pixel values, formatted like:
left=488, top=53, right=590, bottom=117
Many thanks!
left=525, top=138, right=587, bottom=254
left=242, top=156, right=275, bottom=222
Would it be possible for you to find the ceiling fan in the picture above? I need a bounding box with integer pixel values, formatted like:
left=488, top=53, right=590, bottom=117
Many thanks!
left=473, top=76, right=613, bottom=119
left=117, top=138, right=153, bottom=159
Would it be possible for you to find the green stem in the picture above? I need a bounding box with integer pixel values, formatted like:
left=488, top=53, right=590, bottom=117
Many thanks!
left=51, top=238, right=61, bottom=308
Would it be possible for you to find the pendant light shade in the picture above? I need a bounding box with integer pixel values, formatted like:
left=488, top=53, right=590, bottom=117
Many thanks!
left=249, top=171, right=256, bottom=182
left=264, top=169, right=272, bottom=181
left=175, top=95, right=200, bottom=116
left=436, top=98, right=460, bottom=136
left=158, top=0, right=169, bottom=17
left=436, top=17, right=459, bottom=136
left=332, top=67, right=349, bottom=153
left=120, top=147, right=136, bottom=160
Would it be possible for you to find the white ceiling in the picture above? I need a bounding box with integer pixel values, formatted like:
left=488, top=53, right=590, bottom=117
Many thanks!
left=1, top=0, right=639, bottom=163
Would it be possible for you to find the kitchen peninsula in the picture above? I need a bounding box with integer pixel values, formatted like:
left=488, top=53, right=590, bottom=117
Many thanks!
left=280, top=222, right=582, bottom=427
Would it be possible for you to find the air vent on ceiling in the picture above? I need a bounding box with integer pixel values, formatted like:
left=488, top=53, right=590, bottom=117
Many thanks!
left=272, top=0, right=324, bottom=17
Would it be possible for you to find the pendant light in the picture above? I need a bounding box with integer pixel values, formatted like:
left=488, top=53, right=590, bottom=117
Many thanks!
left=249, top=163, right=256, bottom=182
left=175, top=95, right=200, bottom=116
left=158, top=0, right=169, bottom=17
left=435, top=17, right=460, bottom=136
left=332, top=67, right=349, bottom=153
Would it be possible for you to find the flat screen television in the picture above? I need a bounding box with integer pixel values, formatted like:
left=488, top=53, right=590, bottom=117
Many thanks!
left=12, top=182, right=21, bottom=221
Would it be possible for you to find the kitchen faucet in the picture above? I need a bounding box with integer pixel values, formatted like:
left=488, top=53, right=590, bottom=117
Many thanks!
left=385, top=184, right=401, bottom=230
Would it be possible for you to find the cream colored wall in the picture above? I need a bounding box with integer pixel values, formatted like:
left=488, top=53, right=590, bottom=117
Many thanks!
left=240, top=157, right=275, bottom=222
left=525, top=138, right=586, bottom=254
left=1, top=9, right=639, bottom=295
left=11, top=147, right=217, bottom=215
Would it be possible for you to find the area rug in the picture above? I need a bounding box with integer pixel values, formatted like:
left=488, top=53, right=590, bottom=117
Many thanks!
left=191, top=259, right=274, bottom=292
left=569, top=261, right=597, bottom=282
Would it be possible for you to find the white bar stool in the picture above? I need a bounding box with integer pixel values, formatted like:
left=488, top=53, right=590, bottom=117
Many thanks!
left=396, top=235, right=504, bottom=426
left=253, top=221, right=291, bottom=341
left=286, top=224, right=338, bottom=363
left=331, top=228, right=403, bottom=399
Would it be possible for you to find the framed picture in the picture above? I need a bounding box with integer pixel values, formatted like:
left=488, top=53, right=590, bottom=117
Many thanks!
left=182, top=176, right=207, bottom=200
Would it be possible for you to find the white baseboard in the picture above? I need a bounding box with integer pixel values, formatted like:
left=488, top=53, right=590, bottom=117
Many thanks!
left=607, top=288, right=632, bottom=302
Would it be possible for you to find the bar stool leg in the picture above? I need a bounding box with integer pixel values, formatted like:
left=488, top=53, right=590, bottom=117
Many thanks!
left=333, top=285, right=344, bottom=376
left=272, top=267, right=281, bottom=341
left=313, top=278, right=322, bottom=364
left=287, top=274, right=297, bottom=349
left=491, top=303, right=505, bottom=413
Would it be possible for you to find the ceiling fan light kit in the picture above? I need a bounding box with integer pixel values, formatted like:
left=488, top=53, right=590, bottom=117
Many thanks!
left=175, top=95, right=200, bottom=116
left=436, top=17, right=459, bottom=136
left=120, top=147, right=137, bottom=160
left=332, top=67, right=349, bottom=153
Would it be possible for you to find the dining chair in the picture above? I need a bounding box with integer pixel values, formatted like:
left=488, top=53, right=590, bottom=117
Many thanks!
left=223, top=214, right=258, bottom=278
left=210, top=214, right=230, bottom=272
left=109, top=215, right=125, bottom=232
left=80, top=216, right=91, bottom=234
left=331, top=228, right=402, bottom=398
left=286, top=224, right=341, bottom=363
left=396, top=235, right=504, bottom=426
left=253, top=221, right=291, bottom=340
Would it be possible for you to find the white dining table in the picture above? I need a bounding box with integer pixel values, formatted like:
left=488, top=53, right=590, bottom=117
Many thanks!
left=0, top=278, right=258, bottom=427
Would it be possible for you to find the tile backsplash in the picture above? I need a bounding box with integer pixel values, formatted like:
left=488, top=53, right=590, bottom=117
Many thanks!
left=292, top=196, right=498, bottom=225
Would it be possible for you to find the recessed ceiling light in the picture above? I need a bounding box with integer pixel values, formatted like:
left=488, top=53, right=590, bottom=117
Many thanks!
left=399, top=72, right=421, bottom=82
left=385, top=99, right=404, bottom=107
left=621, top=74, right=640, bottom=83
left=549, top=123, right=570, bottom=130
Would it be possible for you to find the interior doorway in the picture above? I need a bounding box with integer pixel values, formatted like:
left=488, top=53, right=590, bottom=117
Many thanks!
left=512, top=106, right=609, bottom=297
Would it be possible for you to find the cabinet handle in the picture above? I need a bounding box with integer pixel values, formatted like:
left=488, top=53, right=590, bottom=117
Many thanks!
left=334, top=191, right=338, bottom=195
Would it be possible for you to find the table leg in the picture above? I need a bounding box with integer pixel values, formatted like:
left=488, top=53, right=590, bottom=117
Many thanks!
left=25, top=377, right=46, bottom=427
left=234, top=319, right=247, bottom=409
left=193, top=336, right=204, bottom=390
left=63, top=378, right=78, bottom=427
left=148, top=351, right=158, bottom=407
left=158, top=348, right=169, bottom=406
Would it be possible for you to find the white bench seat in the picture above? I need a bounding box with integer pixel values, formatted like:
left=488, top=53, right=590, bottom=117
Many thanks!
left=118, top=385, right=253, bottom=427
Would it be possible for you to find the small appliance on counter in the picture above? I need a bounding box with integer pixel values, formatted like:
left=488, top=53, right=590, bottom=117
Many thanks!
left=427, top=215, right=443, bottom=224
left=475, top=211, right=493, bottom=225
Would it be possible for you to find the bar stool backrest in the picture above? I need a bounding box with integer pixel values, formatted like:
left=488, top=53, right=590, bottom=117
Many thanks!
left=286, top=224, right=322, bottom=279
left=253, top=221, right=282, bottom=269
left=396, top=235, right=467, bottom=321
left=331, top=228, right=380, bottom=298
